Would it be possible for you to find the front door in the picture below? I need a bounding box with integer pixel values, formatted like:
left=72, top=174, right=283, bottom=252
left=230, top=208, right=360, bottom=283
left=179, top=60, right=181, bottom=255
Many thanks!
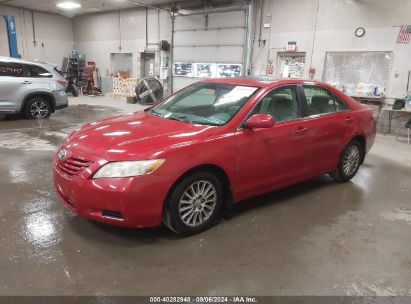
left=234, top=85, right=310, bottom=200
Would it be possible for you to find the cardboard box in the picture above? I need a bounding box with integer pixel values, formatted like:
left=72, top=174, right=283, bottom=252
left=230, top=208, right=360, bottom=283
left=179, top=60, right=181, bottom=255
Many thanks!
left=127, top=96, right=137, bottom=104
left=118, top=70, right=131, bottom=78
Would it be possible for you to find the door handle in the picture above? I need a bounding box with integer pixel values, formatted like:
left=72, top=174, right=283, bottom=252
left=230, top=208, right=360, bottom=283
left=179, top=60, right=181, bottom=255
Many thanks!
left=295, top=127, right=308, bottom=135
left=345, top=117, right=354, bottom=123
left=20, top=81, right=31, bottom=84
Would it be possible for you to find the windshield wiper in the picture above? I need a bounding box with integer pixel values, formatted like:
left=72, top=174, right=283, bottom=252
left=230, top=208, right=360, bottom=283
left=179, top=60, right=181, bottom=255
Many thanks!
left=171, top=114, right=221, bottom=126
left=165, top=115, right=188, bottom=123
left=147, top=109, right=163, bottom=117
left=189, top=120, right=220, bottom=126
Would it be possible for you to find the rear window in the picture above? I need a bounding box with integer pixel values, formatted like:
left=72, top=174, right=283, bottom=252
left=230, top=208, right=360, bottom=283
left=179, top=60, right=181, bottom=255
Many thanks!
left=54, top=67, right=64, bottom=77
left=27, top=64, right=53, bottom=78
left=0, top=62, right=24, bottom=77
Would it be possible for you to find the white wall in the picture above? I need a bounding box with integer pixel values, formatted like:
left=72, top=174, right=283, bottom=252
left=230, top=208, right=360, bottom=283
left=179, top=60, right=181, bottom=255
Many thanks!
left=72, top=8, right=247, bottom=91
left=73, top=8, right=171, bottom=78
left=251, top=0, right=411, bottom=100
left=0, top=5, right=74, bottom=68
left=62, top=0, right=411, bottom=101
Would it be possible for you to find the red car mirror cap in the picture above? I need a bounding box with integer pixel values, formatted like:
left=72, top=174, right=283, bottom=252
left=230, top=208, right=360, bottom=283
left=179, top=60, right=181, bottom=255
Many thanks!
left=245, top=114, right=275, bottom=129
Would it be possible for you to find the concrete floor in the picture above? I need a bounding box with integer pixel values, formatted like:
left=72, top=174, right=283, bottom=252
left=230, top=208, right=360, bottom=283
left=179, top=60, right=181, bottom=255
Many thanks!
left=0, top=96, right=410, bottom=296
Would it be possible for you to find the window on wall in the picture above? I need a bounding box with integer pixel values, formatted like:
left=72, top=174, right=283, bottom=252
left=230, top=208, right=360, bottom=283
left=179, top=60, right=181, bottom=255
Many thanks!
left=303, top=86, right=348, bottom=116
left=322, top=51, right=393, bottom=96
left=0, top=62, right=24, bottom=77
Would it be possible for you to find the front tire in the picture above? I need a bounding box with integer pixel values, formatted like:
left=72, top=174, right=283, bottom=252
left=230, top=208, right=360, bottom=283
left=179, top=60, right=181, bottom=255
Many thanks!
left=25, top=97, right=51, bottom=119
left=332, top=139, right=363, bottom=182
left=163, top=172, right=223, bottom=235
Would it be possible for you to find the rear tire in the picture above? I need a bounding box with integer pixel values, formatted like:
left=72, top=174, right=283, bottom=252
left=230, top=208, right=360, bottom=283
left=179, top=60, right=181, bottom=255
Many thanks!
left=332, top=139, right=363, bottom=182
left=70, top=84, right=79, bottom=97
left=163, top=171, right=223, bottom=236
left=24, top=97, right=51, bottom=119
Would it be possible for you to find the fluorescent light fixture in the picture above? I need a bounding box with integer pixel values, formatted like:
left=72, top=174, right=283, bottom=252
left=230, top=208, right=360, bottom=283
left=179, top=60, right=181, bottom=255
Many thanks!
left=56, top=2, right=82, bottom=9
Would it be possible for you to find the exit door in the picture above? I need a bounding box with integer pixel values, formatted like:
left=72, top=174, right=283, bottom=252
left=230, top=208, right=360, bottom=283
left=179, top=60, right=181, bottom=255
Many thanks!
left=141, top=53, right=155, bottom=78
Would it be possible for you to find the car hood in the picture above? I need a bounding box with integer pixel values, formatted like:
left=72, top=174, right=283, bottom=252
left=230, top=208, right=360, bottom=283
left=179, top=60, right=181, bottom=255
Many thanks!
left=65, top=111, right=217, bottom=160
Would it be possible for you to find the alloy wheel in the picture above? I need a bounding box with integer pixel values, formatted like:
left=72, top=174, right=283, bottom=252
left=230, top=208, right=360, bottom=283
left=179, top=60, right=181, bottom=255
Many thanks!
left=178, top=180, right=217, bottom=227
left=342, top=145, right=360, bottom=176
left=29, top=100, right=49, bottom=119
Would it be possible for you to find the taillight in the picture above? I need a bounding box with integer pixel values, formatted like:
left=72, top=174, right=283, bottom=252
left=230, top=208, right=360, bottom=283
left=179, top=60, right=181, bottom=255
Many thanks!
left=57, top=79, right=68, bottom=86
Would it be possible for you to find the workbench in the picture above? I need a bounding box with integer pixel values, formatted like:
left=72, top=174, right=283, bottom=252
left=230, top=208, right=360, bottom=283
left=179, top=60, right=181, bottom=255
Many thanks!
left=381, top=107, right=411, bottom=134
left=350, top=95, right=385, bottom=121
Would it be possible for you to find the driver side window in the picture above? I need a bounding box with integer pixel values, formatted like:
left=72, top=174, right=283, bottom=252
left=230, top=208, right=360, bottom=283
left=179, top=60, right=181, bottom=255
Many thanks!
left=252, top=86, right=300, bottom=123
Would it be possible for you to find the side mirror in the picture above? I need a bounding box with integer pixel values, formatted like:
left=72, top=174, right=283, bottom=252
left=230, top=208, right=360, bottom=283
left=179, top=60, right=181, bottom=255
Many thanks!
left=245, top=114, right=275, bottom=129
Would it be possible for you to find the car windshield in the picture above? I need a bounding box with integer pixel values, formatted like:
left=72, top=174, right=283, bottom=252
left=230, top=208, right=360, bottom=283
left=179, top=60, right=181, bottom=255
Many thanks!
left=149, top=82, right=259, bottom=126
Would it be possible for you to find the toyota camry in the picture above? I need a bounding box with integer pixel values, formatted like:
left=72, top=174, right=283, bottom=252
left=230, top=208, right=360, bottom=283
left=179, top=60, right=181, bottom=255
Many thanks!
left=54, top=78, right=376, bottom=235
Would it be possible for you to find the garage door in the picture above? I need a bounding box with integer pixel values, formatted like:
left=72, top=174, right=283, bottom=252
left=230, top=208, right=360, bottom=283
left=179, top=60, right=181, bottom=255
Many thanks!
left=173, top=10, right=246, bottom=91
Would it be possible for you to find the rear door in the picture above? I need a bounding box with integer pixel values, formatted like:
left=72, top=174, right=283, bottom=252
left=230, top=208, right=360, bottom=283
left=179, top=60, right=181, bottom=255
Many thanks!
left=234, top=85, right=311, bottom=199
left=299, top=85, right=354, bottom=175
left=0, top=61, right=26, bottom=112
left=25, top=64, right=56, bottom=91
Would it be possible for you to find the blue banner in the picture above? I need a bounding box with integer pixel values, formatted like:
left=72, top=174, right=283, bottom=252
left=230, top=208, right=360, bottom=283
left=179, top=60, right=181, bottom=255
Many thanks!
left=3, top=15, right=21, bottom=58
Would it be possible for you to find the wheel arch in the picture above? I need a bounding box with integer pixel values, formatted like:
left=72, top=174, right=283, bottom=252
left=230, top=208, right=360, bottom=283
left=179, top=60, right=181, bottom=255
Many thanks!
left=162, top=164, right=233, bottom=221
left=349, top=134, right=366, bottom=163
left=20, top=92, right=56, bottom=113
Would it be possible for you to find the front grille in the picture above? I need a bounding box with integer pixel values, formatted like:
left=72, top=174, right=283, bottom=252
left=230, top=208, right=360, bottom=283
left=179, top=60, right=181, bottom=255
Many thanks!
left=57, top=157, right=93, bottom=176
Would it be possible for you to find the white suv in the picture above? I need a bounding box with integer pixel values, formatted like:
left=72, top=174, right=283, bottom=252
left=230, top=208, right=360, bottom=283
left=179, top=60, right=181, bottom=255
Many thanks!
left=0, top=56, right=69, bottom=119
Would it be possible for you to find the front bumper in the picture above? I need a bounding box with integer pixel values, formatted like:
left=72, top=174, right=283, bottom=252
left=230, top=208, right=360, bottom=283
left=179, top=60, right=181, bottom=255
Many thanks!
left=53, top=149, right=177, bottom=228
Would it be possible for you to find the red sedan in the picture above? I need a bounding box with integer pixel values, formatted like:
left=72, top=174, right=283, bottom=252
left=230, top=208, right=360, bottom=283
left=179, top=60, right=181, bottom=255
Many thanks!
left=54, top=78, right=376, bottom=235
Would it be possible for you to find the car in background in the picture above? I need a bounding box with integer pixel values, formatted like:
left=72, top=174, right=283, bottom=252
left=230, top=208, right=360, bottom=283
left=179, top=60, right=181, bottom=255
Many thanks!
left=0, top=56, right=69, bottom=119
left=54, top=78, right=376, bottom=235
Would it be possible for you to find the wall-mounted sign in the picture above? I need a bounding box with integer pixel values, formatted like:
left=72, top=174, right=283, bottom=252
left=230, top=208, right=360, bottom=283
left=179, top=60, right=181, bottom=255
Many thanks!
left=286, top=41, right=297, bottom=52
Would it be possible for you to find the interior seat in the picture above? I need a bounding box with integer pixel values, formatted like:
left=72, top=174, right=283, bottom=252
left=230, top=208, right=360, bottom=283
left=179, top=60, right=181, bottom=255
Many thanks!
left=310, top=95, right=336, bottom=115
left=266, top=95, right=297, bottom=122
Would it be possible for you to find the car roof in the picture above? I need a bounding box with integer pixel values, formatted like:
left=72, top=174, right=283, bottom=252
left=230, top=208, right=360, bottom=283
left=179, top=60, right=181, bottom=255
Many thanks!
left=0, top=56, right=55, bottom=67
left=201, top=77, right=273, bottom=87
left=200, top=77, right=332, bottom=89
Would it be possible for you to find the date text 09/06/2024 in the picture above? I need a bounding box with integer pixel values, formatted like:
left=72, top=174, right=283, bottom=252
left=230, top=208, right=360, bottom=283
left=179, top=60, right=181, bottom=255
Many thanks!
left=149, top=296, right=257, bottom=303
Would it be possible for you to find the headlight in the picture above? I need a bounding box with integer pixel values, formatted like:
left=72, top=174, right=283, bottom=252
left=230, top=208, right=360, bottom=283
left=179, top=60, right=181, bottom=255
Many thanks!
left=93, top=159, right=165, bottom=178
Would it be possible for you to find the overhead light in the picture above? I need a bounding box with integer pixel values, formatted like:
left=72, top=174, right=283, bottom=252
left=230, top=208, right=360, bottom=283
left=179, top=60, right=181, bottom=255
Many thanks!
left=56, top=2, right=82, bottom=9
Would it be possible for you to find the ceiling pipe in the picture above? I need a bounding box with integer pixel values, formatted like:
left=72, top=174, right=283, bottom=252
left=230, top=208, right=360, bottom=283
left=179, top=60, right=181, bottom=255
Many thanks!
left=170, top=12, right=175, bottom=94
left=243, top=0, right=251, bottom=76
left=175, top=5, right=246, bottom=16
left=31, top=10, right=37, bottom=46
left=118, top=10, right=122, bottom=50
left=145, top=7, right=148, bottom=48
left=124, top=0, right=172, bottom=12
